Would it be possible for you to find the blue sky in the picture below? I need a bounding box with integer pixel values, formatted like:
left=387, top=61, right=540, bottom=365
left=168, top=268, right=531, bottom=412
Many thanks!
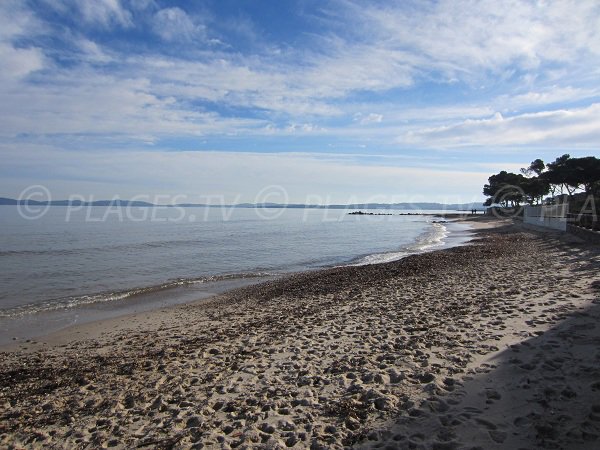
left=1, top=0, right=599, bottom=203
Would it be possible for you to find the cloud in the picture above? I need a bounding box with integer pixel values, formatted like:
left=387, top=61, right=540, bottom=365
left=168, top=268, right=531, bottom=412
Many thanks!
left=0, top=3, right=45, bottom=81
left=355, top=113, right=383, bottom=124
left=39, top=0, right=134, bottom=29
left=1, top=0, right=600, bottom=155
left=0, top=146, right=489, bottom=203
left=76, top=0, right=133, bottom=28
left=0, top=44, right=45, bottom=80
left=401, top=103, right=600, bottom=148
left=152, top=7, right=205, bottom=42
left=344, top=0, right=600, bottom=79
left=496, top=86, right=600, bottom=110
left=0, top=71, right=267, bottom=139
left=0, top=1, right=41, bottom=40
left=76, top=38, right=113, bottom=64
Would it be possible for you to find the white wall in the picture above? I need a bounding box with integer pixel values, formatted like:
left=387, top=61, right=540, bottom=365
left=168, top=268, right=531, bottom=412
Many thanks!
left=523, top=205, right=567, bottom=231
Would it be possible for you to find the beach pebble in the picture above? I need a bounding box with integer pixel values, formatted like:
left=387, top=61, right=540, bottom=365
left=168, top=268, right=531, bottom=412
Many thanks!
left=374, top=397, right=392, bottom=411
left=242, top=429, right=261, bottom=443
left=285, top=434, right=299, bottom=447
left=361, top=372, right=374, bottom=383
left=418, top=372, right=436, bottom=383
left=361, top=388, right=382, bottom=400
left=388, top=369, right=404, bottom=383
left=278, top=419, right=296, bottom=431
left=443, top=377, right=455, bottom=386
left=259, top=423, right=276, bottom=434
left=345, top=417, right=361, bottom=431
left=122, top=394, right=136, bottom=409
left=297, top=376, right=311, bottom=387
left=320, top=425, right=336, bottom=437
left=186, top=416, right=202, bottom=428
left=149, top=395, right=166, bottom=411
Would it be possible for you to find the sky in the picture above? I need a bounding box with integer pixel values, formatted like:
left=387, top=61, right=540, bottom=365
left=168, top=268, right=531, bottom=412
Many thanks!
left=1, top=0, right=600, bottom=204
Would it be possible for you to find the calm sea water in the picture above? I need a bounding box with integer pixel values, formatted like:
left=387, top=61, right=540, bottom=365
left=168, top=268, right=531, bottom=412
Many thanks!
left=0, top=206, right=472, bottom=342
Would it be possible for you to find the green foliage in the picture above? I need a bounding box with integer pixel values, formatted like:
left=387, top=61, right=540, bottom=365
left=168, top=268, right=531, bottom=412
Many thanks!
left=520, top=158, right=545, bottom=177
left=483, top=171, right=529, bottom=207
left=484, top=154, right=600, bottom=206
left=541, top=154, right=600, bottom=195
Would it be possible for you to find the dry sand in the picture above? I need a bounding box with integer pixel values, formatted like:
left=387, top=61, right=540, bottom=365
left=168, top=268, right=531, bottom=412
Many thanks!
left=1, top=219, right=600, bottom=449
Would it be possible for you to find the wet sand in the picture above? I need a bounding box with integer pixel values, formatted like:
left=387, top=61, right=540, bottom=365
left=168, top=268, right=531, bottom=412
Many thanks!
left=1, top=218, right=599, bottom=449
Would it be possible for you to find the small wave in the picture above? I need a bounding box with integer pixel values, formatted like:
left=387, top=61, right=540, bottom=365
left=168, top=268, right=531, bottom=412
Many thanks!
left=406, top=222, right=449, bottom=252
left=0, top=272, right=274, bottom=318
left=353, top=250, right=409, bottom=265
left=352, top=222, right=448, bottom=266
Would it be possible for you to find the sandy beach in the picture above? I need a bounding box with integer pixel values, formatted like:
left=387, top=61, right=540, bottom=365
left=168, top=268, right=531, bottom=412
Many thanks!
left=1, top=218, right=600, bottom=449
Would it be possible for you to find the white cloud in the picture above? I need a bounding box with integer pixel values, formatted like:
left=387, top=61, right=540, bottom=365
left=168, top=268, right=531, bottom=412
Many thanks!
left=0, top=146, right=489, bottom=203
left=346, top=0, right=600, bottom=79
left=76, top=39, right=113, bottom=64
left=1, top=0, right=600, bottom=151
left=123, top=0, right=600, bottom=127
left=355, top=113, right=383, bottom=124
left=496, top=86, right=600, bottom=110
left=37, top=0, right=133, bottom=28
left=77, top=0, right=133, bottom=28
left=63, top=54, right=344, bottom=121
left=0, top=44, right=45, bottom=80
left=301, top=43, right=417, bottom=96
left=0, top=1, right=46, bottom=80
left=0, top=72, right=266, bottom=139
left=401, top=103, right=600, bottom=148
left=0, top=1, right=41, bottom=40
left=152, top=7, right=205, bottom=42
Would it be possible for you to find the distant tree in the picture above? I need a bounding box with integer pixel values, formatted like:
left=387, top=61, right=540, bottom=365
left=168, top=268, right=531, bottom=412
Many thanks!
left=483, top=171, right=527, bottom=207
left=543, top=154, right=576, bottom=195
left=530, top=158, right=546, bottom=176
left=485, top=154, right=599, bottom=208
left=520, top=158, right=546, bottom=177
left=518, top=158, right=550, bottom=204
left=542, top=154, right=600, bottom=196
left=567, top=156, right=600, bottom=195
left=521, top=176, right=550, bottom=205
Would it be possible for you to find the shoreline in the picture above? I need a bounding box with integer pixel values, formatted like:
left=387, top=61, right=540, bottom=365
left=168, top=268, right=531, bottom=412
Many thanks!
left=0, top=216, right=474, bottom=348
left=2, top=218, right=599, bottom=448
left=0, top=275, right=278, bottom=350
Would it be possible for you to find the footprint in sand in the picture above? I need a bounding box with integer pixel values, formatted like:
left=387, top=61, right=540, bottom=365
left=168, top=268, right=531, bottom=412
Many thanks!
left=488, top=430, right=507, bottom=443
left=519, top=362, right=537, bottom=371
left=589, top=405, right=600, bottom=422
left=474, top=417, right=497, bottom=430
left=513, top=416, right=531, bottom=427
left=484, top=389, right=501, bottom=402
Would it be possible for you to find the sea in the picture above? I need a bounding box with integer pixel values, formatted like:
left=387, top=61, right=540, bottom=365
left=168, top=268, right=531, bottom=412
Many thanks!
left=0, top=206, right=473, bottom=344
